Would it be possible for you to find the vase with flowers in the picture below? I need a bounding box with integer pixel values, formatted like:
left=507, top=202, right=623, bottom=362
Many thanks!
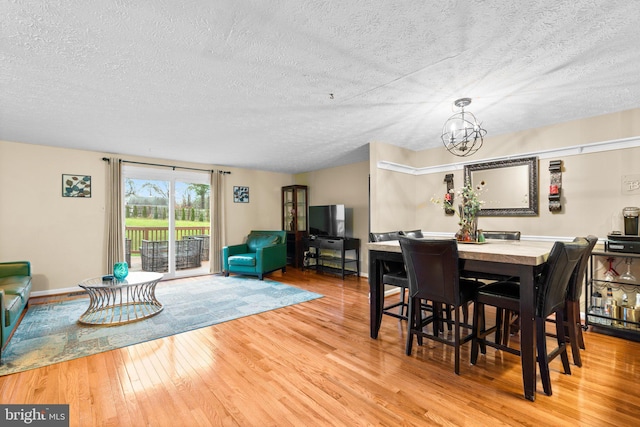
left=432, top=179, right=485, bottom=242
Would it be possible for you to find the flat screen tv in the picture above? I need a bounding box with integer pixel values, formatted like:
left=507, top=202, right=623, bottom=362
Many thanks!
left=309, top=204, right=352, bottom=239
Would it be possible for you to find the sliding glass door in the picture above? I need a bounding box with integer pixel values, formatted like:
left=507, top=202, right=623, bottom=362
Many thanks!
left=123, top=165, right=210, bottom=279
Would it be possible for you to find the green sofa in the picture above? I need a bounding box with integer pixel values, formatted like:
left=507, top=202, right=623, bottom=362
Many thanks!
left=223, top=230, right=287, bottom=280
left=1, top=261, right=32, bottom=362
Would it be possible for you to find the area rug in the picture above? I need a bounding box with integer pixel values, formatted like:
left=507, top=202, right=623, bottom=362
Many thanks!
left=0, top=275, right=322, bottom=376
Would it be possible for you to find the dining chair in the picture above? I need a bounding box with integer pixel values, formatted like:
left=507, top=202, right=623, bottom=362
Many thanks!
left=369, top=231, right=409, bottom=320
left=399, top=229, right=423, bottom=239
left=401, top=228, right=452, bottom=332
left=549, top=235, right=598, bottom=367
left=460, top=230, right=522, bottom=343
left=471, top=239, right=589, bottom=395
left=460, top=231, right=521, bottom=282
left=369, top=230, right=443, bottom=325
left=399, top=236, right=481, bottom=374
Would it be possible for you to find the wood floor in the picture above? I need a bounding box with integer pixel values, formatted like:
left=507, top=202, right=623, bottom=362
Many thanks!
left=1, top=268, right=639, bottom=426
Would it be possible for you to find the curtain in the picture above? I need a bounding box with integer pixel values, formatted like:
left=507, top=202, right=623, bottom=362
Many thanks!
left=210, top=171, right=226, bottom=273
left=106, top=157, right=124, bottom=272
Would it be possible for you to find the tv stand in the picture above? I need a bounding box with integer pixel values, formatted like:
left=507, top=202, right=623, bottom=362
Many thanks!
left=305, top=237, right=360, bottom=279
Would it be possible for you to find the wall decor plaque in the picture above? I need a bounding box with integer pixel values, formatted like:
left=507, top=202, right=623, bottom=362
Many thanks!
left=62, top=174, right=91, bottom=197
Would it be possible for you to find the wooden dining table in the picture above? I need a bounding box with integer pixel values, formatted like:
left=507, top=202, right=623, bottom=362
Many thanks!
left=368, top=238, right=554, bottom=401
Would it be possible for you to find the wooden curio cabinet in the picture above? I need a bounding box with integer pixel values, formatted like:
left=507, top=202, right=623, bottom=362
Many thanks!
left=282, top=185, right=308, bottom=268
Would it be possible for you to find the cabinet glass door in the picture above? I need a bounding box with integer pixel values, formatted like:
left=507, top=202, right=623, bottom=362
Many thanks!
left=296, top=187, right=307, bottom=232
left=283, top=188, right=294, bottom=231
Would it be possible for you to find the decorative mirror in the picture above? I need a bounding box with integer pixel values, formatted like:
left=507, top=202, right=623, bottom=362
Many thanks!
left=464, top=156, right=539, bottom=216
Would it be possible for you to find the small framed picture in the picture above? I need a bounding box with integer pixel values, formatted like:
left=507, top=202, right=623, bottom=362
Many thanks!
left=62, top=174, right=92, bottom=197
left=233, top=186, right=249, bottom=203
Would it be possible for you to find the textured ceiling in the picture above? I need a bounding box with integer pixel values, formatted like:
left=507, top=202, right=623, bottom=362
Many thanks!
left=3, top=1, right=640, bottom=173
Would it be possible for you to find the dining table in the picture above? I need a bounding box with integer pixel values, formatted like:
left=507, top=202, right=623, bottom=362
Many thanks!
left=368, top=238, right=554, bottom=402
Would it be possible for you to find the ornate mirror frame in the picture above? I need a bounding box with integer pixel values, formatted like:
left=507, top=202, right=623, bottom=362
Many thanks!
left=464, top=156, right=539, bottom=216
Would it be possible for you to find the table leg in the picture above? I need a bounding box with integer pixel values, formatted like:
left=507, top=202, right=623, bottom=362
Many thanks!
left=369, top=251, right=384, bottom=339
left=519, top=265, right=537, bottom=401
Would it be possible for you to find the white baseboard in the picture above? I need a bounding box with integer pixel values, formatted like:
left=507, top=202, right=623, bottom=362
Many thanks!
left=31, top=286, right=84, bottom=298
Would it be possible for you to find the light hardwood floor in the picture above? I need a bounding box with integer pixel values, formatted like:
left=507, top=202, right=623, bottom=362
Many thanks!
left=1, top=268, right=639, bottom=426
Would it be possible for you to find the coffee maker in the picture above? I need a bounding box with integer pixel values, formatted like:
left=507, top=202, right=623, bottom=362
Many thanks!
left=607, top=207, right=640, bottom=253
left=623, top=207, right=639, bottom=235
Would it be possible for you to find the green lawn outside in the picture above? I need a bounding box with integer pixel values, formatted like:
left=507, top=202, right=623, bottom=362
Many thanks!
left=125, top=218, right=208, bottom=228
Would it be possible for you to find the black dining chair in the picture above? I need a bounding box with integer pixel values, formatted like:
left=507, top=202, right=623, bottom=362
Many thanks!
left=369, top=231, right=409, bottom=320
left=369, top=230, right=444, bottom=325
left=550, top=235, right=598, bottom=367
left=400, top=236, right=481, bottom=374
left=400, top=229, right=424, bottom=239
left=471, top=239, right=589, bottom=395
left=460, top=230, right=522, bottom=343
left=399, top=230, right=453, bottom=331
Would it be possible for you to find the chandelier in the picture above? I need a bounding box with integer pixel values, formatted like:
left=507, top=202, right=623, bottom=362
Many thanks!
left=441, top=98, right=487, bottom=157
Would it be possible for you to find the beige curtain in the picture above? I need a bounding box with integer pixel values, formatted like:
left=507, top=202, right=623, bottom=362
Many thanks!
left=106, top=157, right=124, bottom=272
left=210, top=171, right=226, bottom=273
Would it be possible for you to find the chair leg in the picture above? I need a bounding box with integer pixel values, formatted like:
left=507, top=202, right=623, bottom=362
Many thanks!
left=406, top=297, right=426, bottom=354
left=462, top=302, right=469, bottom=325
left=438, top=303, right=454, bottom=332
left=399, top=288, right=407, bottom=317
left=565, top=301, right=582, bottom=367
left=537, top=311, right=572, bottom=397
left=454, top=306, right=461, bottom=375
left=495, top=309, right=504, bottom=346
left=433, top=304, right=442, bottom=338
left=471, top=301, right=485, bottom=364
left=556, top=311, right=572, bottom=376
left=536, top=316, right=552, bottom=396
left=570, top=300, right=586, bottom=350
left=503, top=311, right=513, bottom=347
left=577, top=323, right=586, bottom=350
left=416, top=299, right=425, bottom=346
left=405, top=297, right=416, bottom=356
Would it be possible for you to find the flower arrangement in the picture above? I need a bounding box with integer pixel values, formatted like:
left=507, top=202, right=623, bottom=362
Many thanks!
left=432, top=178, right=486, bottom=241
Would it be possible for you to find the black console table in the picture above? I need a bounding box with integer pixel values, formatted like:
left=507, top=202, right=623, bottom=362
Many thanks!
left=305, top=237, right=360, bottom=279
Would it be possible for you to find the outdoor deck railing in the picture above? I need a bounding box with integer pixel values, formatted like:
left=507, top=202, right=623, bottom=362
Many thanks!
left=126, top=226, right=210, bottom=254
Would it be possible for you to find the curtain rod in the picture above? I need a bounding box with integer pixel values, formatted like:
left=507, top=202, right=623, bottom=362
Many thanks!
left=101, top=157, right=231, bottom=174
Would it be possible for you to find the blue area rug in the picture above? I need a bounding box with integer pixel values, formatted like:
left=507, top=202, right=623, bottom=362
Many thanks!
left=0, top=275, right=322, bottom=376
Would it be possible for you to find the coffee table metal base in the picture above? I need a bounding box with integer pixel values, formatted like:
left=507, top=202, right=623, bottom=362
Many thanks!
left=79, top=273, right=163, bottom=325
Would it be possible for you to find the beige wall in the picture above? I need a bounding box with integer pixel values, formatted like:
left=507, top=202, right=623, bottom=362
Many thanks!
left=4, top=108, right=640, bottom=293
left=368, top=142, right=417, bottom=233
left=0, top=140, right=292, bottom=294
left=223, top=166, right=293, bottom=245
left=295, top=161, right=370, bottom=271
left=371, top=108, right=640, bottom=239
left=1, top=142, right=106, bottom=293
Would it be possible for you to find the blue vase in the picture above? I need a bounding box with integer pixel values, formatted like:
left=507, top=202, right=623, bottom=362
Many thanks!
left=113, top=262, right=128, bottom=281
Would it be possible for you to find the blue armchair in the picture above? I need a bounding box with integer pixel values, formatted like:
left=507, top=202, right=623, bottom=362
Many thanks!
left=223, top=230, right=287, bottom=280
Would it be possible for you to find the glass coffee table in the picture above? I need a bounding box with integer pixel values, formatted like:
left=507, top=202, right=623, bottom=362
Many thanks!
left=78, top=272, right=164, bottom=325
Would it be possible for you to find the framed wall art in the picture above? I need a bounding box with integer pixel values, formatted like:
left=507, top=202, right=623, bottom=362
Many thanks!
left=62, top=174, right=92, bottom=198
left=233, top=186, right=249, bottom=203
